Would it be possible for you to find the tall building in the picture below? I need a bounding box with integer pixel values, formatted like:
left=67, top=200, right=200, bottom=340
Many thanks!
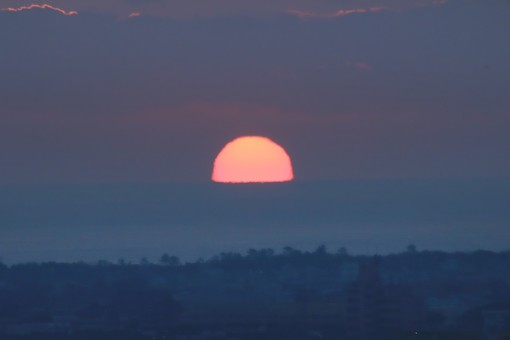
left=344, top=259, right=425, bottom=339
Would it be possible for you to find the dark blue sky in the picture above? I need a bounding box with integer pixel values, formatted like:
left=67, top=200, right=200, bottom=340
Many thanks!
left=1, top=0, right=509, bottom=263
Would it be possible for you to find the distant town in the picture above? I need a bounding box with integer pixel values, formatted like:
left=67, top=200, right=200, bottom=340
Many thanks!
left=1, top=246, right=509, bottom=339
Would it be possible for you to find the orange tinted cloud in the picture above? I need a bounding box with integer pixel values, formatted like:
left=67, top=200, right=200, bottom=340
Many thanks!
left=286, top=0, right=447, bottom=20
left=0, top=0, right=448, bottom=18
left=287, top=6, right=385, bottom=19
left=0, top=4, right=77, bottom=15
left=334, top=7, right=385, bottom=17
left=346, top=60, right=372, bottom=71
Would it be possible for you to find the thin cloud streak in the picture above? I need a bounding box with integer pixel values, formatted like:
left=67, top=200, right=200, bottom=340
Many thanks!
left=346, top=60, right=372, bottom=71
left=0, top=4, right=78, bottom=15
left=287, top=6, right=385, bottom=19
left=286, top=0, right=448, bottom=20
left=0, top=0, right=449, bottom=18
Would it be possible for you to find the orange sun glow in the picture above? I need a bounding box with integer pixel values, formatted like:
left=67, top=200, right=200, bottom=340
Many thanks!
left=212, top=136, right=294, bottom=183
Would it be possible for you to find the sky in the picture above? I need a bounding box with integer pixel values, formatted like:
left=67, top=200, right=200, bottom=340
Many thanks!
left=1, top=0, right=509, bottom=183
left=1, top=0, right=509, bottom=262
left=1, top=180, right=509, bottom=263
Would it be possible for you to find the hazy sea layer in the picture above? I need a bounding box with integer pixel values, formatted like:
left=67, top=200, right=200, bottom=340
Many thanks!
left=1, top=179, right=509, bottom=264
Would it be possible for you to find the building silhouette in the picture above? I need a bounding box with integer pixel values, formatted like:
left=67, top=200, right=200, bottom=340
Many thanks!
left=345, top=258, right=426, bottom=339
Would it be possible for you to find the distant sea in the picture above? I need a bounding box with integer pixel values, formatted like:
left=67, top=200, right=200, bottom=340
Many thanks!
left=1, top=179, right=509, bottom=264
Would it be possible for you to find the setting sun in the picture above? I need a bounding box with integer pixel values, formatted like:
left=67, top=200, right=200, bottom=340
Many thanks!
left=212, top=136, right=294, bottom=183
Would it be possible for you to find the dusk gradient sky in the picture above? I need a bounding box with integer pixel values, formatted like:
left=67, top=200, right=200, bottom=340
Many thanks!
left=1, top=0, right=509, bottom=263
left=1, top=0, right=509, bottom=183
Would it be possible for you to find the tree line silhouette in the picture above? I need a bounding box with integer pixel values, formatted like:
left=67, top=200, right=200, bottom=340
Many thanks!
left=1, top=246, right=510, bottom=339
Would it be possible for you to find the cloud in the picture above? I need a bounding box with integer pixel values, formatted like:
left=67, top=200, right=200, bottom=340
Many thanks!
left=333, top=7, right=385, bottom=17
left=287, top=7, right=385, bottom=19
left=0, top=4, right=77, bottom=15
left=0, top=0, right=448, bottom=18
left=346, top=60, right=372, bottom=71
left=285, top=0, right=449, bottom=20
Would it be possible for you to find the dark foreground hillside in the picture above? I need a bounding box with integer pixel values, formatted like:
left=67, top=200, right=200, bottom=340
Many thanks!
left=1, top=247, right=510, bottom=339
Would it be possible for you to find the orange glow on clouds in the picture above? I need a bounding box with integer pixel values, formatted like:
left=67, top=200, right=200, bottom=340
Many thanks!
left=0, top=4, right=78, bottom=15
left=287, top=6, right=385, bottom=19
left=212, top=136, right=294, bottom=183
left=346, top=60, right=372, bottom=71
